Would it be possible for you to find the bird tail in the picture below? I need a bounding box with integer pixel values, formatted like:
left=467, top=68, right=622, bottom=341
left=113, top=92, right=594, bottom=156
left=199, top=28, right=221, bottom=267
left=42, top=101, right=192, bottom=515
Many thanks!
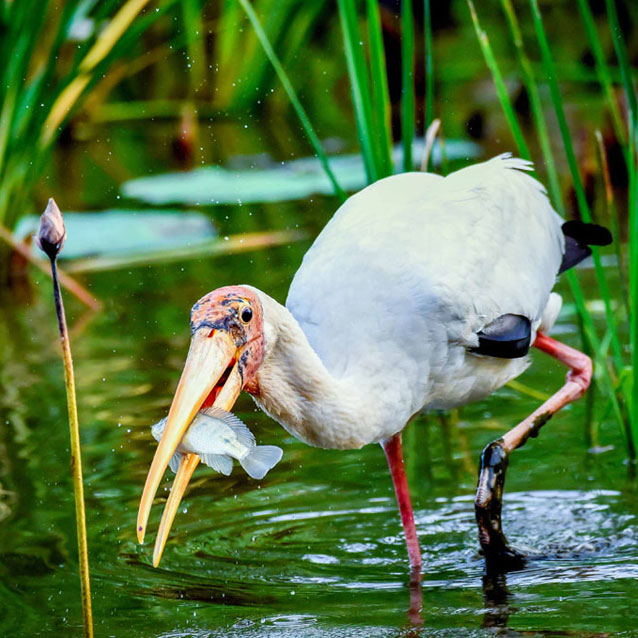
left=239, top=445, right=283, bottom=480
left=559, top=220, right=612, bottom=274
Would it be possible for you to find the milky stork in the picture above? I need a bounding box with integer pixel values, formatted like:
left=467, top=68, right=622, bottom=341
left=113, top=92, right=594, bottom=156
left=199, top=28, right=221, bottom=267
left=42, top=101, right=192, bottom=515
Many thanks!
left=137, top=155, right=610, bottom=571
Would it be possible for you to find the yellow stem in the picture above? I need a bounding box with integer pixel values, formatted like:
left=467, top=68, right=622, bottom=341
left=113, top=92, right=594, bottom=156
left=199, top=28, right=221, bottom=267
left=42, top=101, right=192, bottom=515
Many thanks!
left=51, top=259, right=94, bottom=638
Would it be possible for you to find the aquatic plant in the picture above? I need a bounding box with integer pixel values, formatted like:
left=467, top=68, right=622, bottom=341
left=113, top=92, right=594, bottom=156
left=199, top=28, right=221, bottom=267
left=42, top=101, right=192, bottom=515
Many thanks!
left=36, top=199, right=93, bottom=638
left=0, top=0, right=167, bottom=277
left=241, top=0, right=637, bottom=458
left=468, top=0, right=637, bottom=456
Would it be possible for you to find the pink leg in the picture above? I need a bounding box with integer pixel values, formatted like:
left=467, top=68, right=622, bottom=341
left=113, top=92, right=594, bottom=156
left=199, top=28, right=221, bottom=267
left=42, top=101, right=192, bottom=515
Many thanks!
left=475, top=332, right=592, bottom=570
left=381, top=433, right=422, bottom=571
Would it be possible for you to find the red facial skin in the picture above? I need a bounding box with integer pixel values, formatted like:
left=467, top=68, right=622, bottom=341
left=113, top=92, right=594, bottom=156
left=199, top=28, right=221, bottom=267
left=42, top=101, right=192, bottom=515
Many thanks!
left=189, top=285, right=264, bottom=398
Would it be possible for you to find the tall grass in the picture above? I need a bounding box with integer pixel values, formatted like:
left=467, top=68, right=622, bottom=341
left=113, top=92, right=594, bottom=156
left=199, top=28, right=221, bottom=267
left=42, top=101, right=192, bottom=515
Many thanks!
left=214, top=0, right=329, bottom=111
left=469, top=0, right=637, bottom=456
left=242, top=0, right=637, bottom=458
left=401, top=0, right=415, bottom=172
left=0, top=0, right=169, bottom=277
left=423, top=0, right=435, bottom=171
left=238, top=0, right=344, bottom=199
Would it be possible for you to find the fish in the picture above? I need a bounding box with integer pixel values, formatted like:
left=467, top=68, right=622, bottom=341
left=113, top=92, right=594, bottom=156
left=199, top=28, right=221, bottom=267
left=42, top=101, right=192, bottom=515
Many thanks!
left=151, top=407, right=283, bottom=480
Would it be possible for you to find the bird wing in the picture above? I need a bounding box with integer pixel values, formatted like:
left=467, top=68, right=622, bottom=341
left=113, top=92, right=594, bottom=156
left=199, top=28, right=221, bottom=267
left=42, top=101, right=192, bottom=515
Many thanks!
left=286, top=155, right=564, bottom=385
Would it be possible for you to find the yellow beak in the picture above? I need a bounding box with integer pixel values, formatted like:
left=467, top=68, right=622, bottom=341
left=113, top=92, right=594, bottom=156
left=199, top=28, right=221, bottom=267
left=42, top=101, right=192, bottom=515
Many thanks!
left=136, top=328, right=243, bottom=565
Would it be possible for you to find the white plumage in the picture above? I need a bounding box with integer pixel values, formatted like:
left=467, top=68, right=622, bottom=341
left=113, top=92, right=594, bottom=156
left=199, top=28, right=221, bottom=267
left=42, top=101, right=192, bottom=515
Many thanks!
left=249, top=155, right=565, bottom=449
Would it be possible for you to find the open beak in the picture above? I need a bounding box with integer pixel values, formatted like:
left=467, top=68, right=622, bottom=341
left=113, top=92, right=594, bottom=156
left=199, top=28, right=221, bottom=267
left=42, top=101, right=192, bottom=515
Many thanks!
left=136, top=328, right=243, bottom=563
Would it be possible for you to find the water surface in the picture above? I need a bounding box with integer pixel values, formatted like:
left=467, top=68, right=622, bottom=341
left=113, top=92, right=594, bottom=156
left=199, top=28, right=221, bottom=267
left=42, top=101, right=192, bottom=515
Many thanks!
left=0, top=220, right=636, bottom=637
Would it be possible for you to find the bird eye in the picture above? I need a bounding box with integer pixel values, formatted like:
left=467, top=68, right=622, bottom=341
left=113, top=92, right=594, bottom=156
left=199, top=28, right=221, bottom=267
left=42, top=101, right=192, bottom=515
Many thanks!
left=240, top=307, right=253, bottom=323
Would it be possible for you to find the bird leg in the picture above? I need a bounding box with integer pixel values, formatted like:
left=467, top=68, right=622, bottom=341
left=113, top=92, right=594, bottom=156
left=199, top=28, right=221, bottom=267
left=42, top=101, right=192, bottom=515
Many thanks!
left=475, top=332, right=592, bottom=571
left=381, top=433, right=422, bottom=571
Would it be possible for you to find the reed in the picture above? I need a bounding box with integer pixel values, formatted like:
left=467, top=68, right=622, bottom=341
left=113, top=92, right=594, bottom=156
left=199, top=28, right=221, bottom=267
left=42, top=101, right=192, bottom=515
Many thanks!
left=366, top=0, right=393, bottom=177
left=468, top=0, right=637, bottom=455
left=467, top=1, right=531, bottom=161
left=238, top=0, right=345, bottom=199
left=242, top=0, right=637, bottom=456
left=423, top=0, right=435, bottom=171
left=401, top=0, right=415, bottom=172
left=0, top=0, right=166, bottom=278
left=336, top=0, right=387, bottom=181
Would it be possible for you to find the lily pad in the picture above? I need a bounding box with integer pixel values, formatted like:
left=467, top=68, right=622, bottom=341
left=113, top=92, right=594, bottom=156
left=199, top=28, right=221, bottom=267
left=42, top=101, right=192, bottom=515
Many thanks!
left=14, top=209, right=215, bottom=260
left=121, top=139, right=481, bottom=206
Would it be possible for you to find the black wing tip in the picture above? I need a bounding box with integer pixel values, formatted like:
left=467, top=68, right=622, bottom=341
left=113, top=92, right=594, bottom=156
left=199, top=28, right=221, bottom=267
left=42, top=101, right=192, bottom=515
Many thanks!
left=559, top=220, right=612, bottom=274
left=562, top=220, right=612, bottom=247
left=471, top=314, right=531, bottom=359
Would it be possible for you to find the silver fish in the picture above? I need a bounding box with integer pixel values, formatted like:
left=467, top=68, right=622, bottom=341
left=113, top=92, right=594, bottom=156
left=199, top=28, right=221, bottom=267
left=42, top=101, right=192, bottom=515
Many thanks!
left=151, top=407, right=283, bottom=480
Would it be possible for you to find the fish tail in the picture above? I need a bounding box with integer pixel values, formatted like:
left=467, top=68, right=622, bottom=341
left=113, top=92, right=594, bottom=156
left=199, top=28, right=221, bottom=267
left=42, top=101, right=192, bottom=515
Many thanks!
left=239, top=445, right=283, bottom=480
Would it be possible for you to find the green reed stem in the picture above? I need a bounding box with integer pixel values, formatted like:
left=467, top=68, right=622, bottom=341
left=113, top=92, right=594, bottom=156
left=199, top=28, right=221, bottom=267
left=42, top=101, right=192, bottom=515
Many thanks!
left=424, top=0, right=434, bottom=142
left=49, top=258, right=93, bottom=638
left=596, top=129, right=630, bottom=322
left=529, top=0, right=629, bottom=448
left=605, top=0, right=637, bottom=143
left=529, top=0, right=624, bottom=368
left=366, top=0, right=393, bottom=177
left=470, top=0, right=628, bottom=446
left=605, top=0, right=638, bottom=442
left=628, top=145, right=638, bottom=442
left=401, top=0, right=415, bottom=172
left=181, top=0, right=206, bottom=97
left=337, top=0, right=380, bottom=183
left=468, top=0, right=531, bottom=161
left=499, top=0, right=561, bottom=207
left=238, top=0, right=345, bottom=200
left=576, top=0, right=626, bottom=149
left=496, top=0, right=602, bottom=368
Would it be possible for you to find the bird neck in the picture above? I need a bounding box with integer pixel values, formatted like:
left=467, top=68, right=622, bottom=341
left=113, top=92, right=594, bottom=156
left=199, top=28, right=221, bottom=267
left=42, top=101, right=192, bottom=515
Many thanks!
left=247, top=289, right=383, bottom=449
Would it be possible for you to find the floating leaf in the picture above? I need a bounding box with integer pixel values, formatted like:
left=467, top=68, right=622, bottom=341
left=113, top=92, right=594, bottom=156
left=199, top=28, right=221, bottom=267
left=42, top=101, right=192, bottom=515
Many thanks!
left=121, top=139, right=481, bottom=206
left=14, top=209, right=215, bottom=260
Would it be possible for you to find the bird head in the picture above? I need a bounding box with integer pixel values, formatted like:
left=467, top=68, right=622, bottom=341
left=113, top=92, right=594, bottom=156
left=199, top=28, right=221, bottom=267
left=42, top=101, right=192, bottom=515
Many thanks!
left=137, top=285, right=264, bottom=546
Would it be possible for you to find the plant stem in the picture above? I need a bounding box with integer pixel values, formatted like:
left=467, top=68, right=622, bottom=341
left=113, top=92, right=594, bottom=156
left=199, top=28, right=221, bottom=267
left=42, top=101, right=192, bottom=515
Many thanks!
left=424, top=0, right=434, bottom=139
left=576, top=0, right=626, bottom=149
left=239, top=0, right=345, bottom=199
left=499, top=0, right=561, bottom=205
left=529, top=0, right=626, bottom=400
left=337, top=0, right=380, bottom=183
left=49, top=257, right=93, bottom=638
left=401, top=0, right=415, bottom=172
left=366, top=0, right=393, bottom=177
left=468, top=0, right=531, bottom=160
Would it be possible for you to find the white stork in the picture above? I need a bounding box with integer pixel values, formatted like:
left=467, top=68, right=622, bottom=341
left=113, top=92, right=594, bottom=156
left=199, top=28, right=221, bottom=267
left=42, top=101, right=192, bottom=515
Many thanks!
left=137, top=154, right=610, bottom=571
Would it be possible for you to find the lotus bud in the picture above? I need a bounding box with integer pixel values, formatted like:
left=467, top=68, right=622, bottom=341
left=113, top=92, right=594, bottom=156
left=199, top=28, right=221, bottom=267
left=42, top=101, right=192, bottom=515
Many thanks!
left=36, top=198, right=66, bottom=260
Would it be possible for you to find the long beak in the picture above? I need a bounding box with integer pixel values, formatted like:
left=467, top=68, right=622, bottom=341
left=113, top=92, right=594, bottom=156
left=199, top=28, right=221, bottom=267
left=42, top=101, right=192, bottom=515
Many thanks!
left=137, top=329, right=242, bottom=547
left=151, top=363, right=242, bottom=566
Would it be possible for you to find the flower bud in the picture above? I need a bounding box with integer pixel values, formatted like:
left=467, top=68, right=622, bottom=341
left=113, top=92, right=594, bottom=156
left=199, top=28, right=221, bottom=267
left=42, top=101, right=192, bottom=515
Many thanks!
left=36, top=198, right=66, bottom=259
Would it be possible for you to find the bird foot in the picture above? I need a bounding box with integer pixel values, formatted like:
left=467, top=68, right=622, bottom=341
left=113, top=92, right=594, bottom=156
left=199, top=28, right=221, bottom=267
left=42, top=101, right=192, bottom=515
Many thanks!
left=480, top=540, right=527, bottom=573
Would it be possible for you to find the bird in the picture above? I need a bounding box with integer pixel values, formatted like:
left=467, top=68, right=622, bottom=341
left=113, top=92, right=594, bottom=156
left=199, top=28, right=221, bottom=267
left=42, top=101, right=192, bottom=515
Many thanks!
left=136, top=154, right=611, bottom=571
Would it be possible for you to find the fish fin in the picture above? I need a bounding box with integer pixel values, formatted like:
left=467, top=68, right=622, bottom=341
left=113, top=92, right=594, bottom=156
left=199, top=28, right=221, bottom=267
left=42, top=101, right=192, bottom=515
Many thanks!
left=168, top=452, right=181, bottom=474
left=151, top=418, right=181, bottom=473
left=151, top=417, right=167, bottom=442
left=200, top=453, right=233, bottom=476
left=239, top=445, right=283, bottom=480
left=202, top=407, right=255, bottom=448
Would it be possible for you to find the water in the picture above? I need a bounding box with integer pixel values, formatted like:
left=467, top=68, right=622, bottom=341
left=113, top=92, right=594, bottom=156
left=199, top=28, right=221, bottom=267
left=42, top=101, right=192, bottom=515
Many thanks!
left=1, top=51, right=637, bottom=633
left=1, top=217, right=636, bottom=636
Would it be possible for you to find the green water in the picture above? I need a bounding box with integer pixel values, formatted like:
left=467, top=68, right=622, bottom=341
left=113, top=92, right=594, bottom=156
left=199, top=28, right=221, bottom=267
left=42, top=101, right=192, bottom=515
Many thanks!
left=1, top=193, right=637, bottom=636
left=2, top=12, right=638, bottom=624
